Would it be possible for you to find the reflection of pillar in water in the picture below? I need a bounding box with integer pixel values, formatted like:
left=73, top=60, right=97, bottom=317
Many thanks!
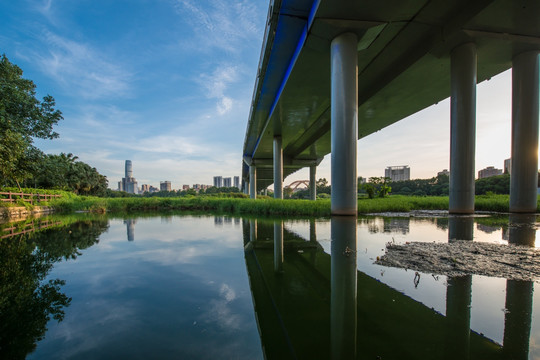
left=250, top=219, right=258, bottom=242
left=124, top=219, right=136, bottom=241
left=331, top=216, right=357, bottom=359
left=503, top=280, right=533, bottom=360
left=274, top=220, right=283, bottom=273
left=503, top=213, right=535, bottom=359
left=448, top=215, right=474, bottom=241
left=242, top=219, right=250, bottom=246
left=508, top=213, right=536, bottom=247
left=445, top=216, right=473, bottom=359
left=445, top=275, right=472, bottom=360
left=309, top=219, right=317, bottom=243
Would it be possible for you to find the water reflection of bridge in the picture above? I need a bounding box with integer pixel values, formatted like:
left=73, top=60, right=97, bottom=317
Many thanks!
left=243, top=216, right=534, bottom=359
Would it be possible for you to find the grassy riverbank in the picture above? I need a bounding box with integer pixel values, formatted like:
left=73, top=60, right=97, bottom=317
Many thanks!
left=0, top=187, right=530, bottom=217
left=39, top=193, right=530, bottom=217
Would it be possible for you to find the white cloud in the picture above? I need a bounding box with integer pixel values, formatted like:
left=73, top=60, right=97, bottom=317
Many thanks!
left=217, top=96, right=233, bottom=115
left=197, top=65, right=239, bottom=115
left=173, top=0, right=261, bottom=54
left=31, top=31, right=132, bottom=99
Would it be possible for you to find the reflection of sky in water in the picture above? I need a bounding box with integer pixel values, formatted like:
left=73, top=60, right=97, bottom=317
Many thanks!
left=29, top=214, right=540, bottom=359
left=29, top=215, right=262, bottom=360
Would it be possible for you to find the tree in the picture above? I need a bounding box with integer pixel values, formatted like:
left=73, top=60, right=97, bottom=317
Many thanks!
left=0, top=54, right=63, bottom=187
left=34, top=153, right=108, bottom=196
left=316, top=178, right=331, bottom=195
left=363, top=177, right=392, bottom=198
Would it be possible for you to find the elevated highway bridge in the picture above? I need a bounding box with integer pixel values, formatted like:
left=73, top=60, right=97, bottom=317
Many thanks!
left=242, top=0, right=540, bottom=214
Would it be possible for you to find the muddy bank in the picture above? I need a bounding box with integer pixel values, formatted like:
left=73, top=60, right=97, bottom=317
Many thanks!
left=376, top=240, right=540, bottom=281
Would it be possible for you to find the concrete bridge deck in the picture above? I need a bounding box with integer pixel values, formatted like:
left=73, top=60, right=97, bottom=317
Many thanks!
left=242, top=0, right=540, bottom=213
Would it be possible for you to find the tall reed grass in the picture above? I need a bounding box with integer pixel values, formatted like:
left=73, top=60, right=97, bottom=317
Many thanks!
left=44, top=193, right=532, bottom=217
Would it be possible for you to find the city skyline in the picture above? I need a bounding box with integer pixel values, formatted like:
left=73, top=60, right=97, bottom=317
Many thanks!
left=0, top=1, right=521, bottom=188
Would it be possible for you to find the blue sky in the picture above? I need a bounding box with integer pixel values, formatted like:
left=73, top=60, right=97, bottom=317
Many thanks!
left=1, top=0, right=515, bottom=189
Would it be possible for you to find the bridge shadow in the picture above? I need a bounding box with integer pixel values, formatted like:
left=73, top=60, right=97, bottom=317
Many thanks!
left=242, top=216, right=534, bottom=359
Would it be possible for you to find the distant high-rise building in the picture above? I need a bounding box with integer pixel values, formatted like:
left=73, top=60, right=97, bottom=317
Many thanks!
left=119, top=160, right=138, bottom=194
left=478, top=166, right=502, bottom=179
left=223, top=177, right=232, bottom=187
left=385, top=166, right=410, bottom=182
left=182, top=185, right=190, bottom=190
left=504, top=158, right=512, bottom=174
left=160, top=181, right=172, bottom=191
left=233, top=176, right=240, bottom=189
left=213, top=176, right=223, bottom=187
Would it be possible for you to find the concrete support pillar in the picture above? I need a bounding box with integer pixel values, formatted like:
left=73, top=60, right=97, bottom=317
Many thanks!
left=510, top=51, right=540, bottom=213
left=310, top=165, right=317, bottom=200
left=249, top=165, right=257, bottom=199
left=331, top=216, right=357, bottom=359
left=331, top=32, right=358, bottom=215
left=449, top=42, right=477, bottom=214
left=274, top=220, right=283, bottom=273
left=273, top=136, right=283, bottom=199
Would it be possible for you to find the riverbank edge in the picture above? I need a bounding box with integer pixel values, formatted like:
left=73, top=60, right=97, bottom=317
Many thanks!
left=0, top=206, right=55, bottom=220
left=41, top=194, right=527, bottom=217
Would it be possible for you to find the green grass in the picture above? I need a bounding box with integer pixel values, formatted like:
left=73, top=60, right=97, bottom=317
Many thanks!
left=3, top=186, right=532, bottom=217
left=42, top=193, right=535, bottom=217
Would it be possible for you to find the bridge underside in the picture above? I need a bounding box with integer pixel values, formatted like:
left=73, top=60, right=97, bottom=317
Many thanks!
left=243, top=0, right=540, bottom=192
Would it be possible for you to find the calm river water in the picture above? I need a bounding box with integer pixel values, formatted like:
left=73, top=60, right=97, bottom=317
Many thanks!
left=1, top=212, right=539, bottom=359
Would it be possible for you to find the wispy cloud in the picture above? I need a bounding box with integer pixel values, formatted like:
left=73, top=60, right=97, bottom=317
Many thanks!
left=173, top=0, right=261, bottom=54
left=31, top=31, right=132, bottom=99
left=198, top=65, right=238, bottom=115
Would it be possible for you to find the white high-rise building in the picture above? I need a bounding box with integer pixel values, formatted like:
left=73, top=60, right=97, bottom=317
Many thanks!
left=385, top=165, right=410, bottom=182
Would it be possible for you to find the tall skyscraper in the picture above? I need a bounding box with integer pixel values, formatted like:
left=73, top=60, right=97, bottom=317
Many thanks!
left=233, top=176, right=240, bottom=189
left=223, top=177, right=232, bottom=187
left=213, top=176, right=223, bottom=187
left=120, top=160, right=138, bottom=194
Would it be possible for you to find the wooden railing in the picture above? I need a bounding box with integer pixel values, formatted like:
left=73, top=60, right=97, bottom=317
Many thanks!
left=1, top=219, right=63, bottom=239
left=0, top=191, right=61, bottom=205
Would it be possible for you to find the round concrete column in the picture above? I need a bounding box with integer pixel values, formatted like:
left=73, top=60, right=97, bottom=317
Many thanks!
left=331, top=32, right=358, bottom=215
left=310, top=165, right=317, bottom=201
left=273, top=136, right=283, bottom=199
left=510, top=51, right=540, bottom=213
left=249, top=165, right=257, bottom=199
left=449, top=42, right=477, bottom=214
